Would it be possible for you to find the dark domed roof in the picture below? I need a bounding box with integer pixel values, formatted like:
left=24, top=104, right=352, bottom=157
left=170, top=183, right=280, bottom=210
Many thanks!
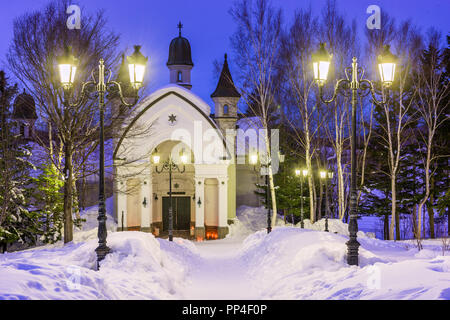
left=167, top=22, right=194, bottom=66
left=13, top=90, right=37, bottom=120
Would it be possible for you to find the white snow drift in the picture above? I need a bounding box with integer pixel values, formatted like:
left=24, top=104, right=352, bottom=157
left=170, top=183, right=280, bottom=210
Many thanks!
left=0, top=204, right=449, bottom=300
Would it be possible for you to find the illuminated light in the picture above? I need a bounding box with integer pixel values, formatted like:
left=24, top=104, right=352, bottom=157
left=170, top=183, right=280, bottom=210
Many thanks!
left=127, top=45, right=148, bottom=89
left=312, top=43, right=332, bottom=85
left=57, top=46, right=78, bottom=88
left=377, top=45, right=397, bottom=86
left=320, top=171, right=327, bottom=179
left=250, top=153, right=258, bottom=165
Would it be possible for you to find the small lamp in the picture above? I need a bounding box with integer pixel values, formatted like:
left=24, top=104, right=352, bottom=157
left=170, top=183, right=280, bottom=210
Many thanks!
left=180, top=149, right=188, bottom=164
left=250, top=152, right=258, bottom=165
left=320, top=170, right=327, bottom=179
left=152, top=148, right=160, bottom=164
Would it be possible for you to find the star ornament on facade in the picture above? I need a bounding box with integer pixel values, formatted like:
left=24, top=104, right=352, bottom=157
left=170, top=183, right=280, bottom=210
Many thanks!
left=168, top=113, right=177, bottom=125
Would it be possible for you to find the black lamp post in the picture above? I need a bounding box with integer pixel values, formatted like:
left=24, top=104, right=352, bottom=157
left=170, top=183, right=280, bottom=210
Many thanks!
left=320, top=170, right=334, bottom=232
left=312, top=43, right=397, bottom=265
left=57, top=45, right=148, bottom=270
left=250, top=151, right=285, bottom=234
left=152, top=149, right=187, bottom=241
left=295, top=168, right=308, bottom=229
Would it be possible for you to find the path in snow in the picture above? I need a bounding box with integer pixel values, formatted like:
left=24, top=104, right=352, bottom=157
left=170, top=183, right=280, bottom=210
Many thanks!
left=179, top=236, right=260, bottom=300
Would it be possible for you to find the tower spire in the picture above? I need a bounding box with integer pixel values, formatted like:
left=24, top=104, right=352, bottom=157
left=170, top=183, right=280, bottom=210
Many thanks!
left=177, top=21, right=183, bottom=36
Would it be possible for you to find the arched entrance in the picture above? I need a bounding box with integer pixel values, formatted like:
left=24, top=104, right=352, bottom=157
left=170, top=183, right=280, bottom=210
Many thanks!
left=151, top=140, right=195, bottom=238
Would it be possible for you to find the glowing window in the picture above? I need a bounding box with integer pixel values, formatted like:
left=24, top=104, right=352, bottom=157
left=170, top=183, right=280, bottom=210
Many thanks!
left=177, top=71, right=182, bottom=82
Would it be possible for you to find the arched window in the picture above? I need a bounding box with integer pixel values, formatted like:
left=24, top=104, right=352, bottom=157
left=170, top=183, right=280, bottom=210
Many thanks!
left=223, top=105, right=229, bottom=115
left=20, top=123, right=25, bottom=136
left=177, top=71, right=182, bottom=82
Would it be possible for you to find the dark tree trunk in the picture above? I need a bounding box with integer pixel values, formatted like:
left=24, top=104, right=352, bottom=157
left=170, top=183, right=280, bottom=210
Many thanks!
left=63, top=142, right=73, bottom=243
left=427, top=202, right=435, bottom=239
left=428, top=175, right=436, bottom=239
left=384, top=214, right=389, bottom=240
left=395, top=205, right=400, bottom=240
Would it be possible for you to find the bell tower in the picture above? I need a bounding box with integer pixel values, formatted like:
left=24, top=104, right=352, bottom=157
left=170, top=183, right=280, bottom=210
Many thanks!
left=211, top=54, right=241, bottom=135
left=167, top=22, right=194, bottom=90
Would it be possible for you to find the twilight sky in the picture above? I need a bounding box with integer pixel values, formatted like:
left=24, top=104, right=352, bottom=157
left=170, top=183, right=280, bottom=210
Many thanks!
left=1, top=0, right=449, bottom=108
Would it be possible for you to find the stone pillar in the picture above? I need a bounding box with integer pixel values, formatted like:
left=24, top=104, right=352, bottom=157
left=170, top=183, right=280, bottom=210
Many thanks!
left=218, top=177, right=229, bottom=239
left=194, top=177, right=205, bottom=239
left=141, top=165, right=152, bottom=233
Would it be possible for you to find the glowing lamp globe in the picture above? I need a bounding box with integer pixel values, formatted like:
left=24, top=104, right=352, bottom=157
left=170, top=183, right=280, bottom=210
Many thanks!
left=57, top=46, right=78, bottom=89
left=127, top=45, right=148, bottom=90
left=312, top=43, right=332, bottom=86
left=378, top=45, right=397, bottom=86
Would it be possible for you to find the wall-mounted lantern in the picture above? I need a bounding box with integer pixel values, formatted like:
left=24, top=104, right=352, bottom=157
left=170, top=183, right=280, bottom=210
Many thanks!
left=197, top=197, right=202, bottom=208
left=154, top=194, right=158, bottom=201
left=142, top=197, right=147, bottom=208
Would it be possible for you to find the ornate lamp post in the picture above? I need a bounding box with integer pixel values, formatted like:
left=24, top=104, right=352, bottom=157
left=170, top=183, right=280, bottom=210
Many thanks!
left=250, top=151, right=271, bottom=233
left=320, top=170, right=334, bottom=232
left=152, top=149, right=187, bottom=241
left=312, top=43, right=397, bottom=265
left=295, top=168, right=308, bottom=229
left=57, top=45, right=148, bottom=270
left=250, top=151, right=284, bottom=234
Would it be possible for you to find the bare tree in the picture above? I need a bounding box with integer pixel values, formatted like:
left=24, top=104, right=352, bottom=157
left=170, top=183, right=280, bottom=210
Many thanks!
left=279, top=7, right=321, bottom=222
left=230, top=0, right=283, bottom=226
left=319, top=0, right=360, bottom=220
left=6, top=0, right=137, bottom=243
left=415, top=29, right=449, bottom=240
left=367, top=18, right=422, bottom=240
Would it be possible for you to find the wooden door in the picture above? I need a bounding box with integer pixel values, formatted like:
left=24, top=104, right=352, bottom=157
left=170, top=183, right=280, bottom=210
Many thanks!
left=162, top=197, right=191, bottom=231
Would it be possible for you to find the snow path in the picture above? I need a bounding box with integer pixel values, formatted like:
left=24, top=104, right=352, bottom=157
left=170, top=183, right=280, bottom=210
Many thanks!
left=160, top=236, right=260, bottom=300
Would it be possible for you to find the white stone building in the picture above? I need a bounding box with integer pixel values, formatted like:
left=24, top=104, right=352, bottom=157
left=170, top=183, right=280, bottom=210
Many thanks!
left=112, top=26, right=261, bottom=240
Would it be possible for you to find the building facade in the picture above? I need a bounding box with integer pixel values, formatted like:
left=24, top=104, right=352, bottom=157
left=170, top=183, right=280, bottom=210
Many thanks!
left=112, top=26, right=261, bottom=240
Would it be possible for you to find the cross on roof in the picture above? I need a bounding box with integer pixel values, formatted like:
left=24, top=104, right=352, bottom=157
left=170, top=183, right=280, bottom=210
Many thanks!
left=177, top=21, right=183, bottom=36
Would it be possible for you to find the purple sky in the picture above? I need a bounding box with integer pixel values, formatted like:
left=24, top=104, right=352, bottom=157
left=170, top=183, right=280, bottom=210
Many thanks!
left=1, top=0, right=449, bottom=107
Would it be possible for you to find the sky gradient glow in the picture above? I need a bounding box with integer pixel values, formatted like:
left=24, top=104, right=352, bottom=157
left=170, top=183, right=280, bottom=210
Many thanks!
left=1, top=0, right=449, bottom=108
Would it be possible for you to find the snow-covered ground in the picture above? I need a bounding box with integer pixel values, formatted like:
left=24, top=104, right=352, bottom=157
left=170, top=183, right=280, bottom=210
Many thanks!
left=0, top=203, right=449, bottom=300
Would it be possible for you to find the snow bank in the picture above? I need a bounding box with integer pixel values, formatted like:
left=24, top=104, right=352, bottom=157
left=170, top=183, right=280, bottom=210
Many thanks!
left=232, top=205, right=371, bottom=239
left=238, top=227, right=450, bottom=300
left=0, top=232, right=187, bottom=300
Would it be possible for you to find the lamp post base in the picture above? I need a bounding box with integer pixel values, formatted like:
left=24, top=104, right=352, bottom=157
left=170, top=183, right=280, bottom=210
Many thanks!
left=346, top=239, right=360, bottom=266
left=95, top=245, right=111, bottom=269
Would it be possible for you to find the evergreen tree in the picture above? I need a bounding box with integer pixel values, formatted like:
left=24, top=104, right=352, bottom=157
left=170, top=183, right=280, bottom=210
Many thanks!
left=33, top=162, right=64, bottom=244
left=0, top=71, right=39, bottom=251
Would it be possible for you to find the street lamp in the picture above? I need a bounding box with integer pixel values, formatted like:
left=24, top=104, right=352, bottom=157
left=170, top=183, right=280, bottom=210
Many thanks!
left=312, top=42, right=397, bottom=265
left=295, top=168, right=308, bottom=229
left=320, top=170, right=334, bottom=232
left=152, top=148, right=187, bottom=241
left=57, top=45, right=148, bottom=270
left=249, top=152, right=272, bottom=233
